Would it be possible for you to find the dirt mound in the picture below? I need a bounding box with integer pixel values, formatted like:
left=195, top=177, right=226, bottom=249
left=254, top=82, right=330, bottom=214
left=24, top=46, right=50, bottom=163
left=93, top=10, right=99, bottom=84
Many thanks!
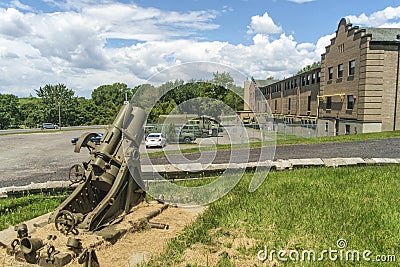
left=0, top=202, right=205, bottom=267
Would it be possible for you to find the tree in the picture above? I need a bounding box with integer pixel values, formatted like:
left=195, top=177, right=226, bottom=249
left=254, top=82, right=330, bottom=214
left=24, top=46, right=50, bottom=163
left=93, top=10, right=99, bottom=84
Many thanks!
left=74, top=97, right=98, bottom=126
left=213, top=71, right=234, bottom=87
left=19, top=99, right=43, bottom=128
left=0, top=94, right=19, bottom=129
left=297, top=62, right=321, bottom=74
left=35, top=84, right=77, bottom=127
left=91, top=83, right=135, bottom=124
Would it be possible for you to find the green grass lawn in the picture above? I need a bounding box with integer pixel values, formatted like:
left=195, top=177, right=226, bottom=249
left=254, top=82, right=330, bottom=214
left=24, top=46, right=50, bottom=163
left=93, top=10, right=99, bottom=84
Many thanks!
left=0, top=194, right=67, bottom=231
left=275, top=130, right=400, bottom=146
left=145, top=165, right=400, bottom=266
left=2, top=166, right=400, bottom=266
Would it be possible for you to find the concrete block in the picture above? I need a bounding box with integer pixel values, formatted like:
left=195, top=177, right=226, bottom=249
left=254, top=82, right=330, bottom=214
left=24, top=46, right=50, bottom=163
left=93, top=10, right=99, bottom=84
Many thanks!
left=341, top=157, right=366, bottom=165
left=322, top=158, right=347, bottom=167
left=141, top=165, right=154, bottom=173
left=364, top=158, right=377, bottom=165
left=152, top=165, right=165, bottom=173
left=175, top=163, right=203, bottom=172
left=273, top=160, right=292, bottom=170
left=164, top=165, right=179, bottom=173
left=289, top=158, right=324, bottom=167
left=370, top=158, right=399, bottom=164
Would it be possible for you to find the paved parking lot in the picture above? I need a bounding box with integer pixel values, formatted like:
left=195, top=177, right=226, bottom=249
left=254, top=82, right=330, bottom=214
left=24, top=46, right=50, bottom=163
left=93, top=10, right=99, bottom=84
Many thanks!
left=2, top=126, right=398, bottom=188
left=0, top=127, right=253, bottom=187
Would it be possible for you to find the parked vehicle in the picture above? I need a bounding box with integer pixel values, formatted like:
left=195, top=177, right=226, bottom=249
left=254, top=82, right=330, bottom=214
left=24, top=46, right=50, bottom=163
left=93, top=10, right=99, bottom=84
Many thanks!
left=71, top=133, right=103, bottom=145
left=145, top=133, right=167, bottom=148
left=181, top=124, right=208, bottom=138
left=168, top=130, right=196, bottom=144
left=41, top=123, right=58, bottom=129
left=187, top=116, right=222, bottom=136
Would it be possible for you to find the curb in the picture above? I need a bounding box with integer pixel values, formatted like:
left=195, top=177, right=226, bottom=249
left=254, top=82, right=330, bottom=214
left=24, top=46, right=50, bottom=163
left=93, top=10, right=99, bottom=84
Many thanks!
left=1, top=157, right=399, bottom=198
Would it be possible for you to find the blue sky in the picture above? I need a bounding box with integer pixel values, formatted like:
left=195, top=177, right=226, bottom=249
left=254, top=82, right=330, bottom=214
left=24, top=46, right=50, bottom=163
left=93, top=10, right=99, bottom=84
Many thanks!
left=0, top=0, right=399, bottom=97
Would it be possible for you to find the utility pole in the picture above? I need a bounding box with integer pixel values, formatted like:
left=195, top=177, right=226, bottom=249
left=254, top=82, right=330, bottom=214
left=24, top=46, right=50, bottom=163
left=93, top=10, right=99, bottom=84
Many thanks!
left=58, top=102, right=61, bottom=130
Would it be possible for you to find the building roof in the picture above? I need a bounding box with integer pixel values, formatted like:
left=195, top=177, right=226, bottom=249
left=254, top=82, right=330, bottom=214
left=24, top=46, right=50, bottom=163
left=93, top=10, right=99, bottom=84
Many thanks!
left=361, top=28, right=400, bottom=43
left=253, top=79, right=278, bottom=87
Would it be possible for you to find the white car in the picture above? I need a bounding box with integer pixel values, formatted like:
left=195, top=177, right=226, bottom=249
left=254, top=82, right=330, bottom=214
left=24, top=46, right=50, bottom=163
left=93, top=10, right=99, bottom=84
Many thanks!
left=145, top=133, right=166, bottom=148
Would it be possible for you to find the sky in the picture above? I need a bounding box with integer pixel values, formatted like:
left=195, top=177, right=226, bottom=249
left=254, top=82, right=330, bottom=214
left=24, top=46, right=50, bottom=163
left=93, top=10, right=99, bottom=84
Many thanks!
left=0, top=0, right=400, bottom=98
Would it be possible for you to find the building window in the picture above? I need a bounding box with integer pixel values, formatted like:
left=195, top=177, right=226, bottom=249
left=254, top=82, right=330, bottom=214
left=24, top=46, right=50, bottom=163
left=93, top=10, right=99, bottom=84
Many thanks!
left=326, top=96, right=332, bottom=110
left=338, top=64, right=343, bottom=78
left=301, top=76, right=305, bottom=86
left=347, top=95, right=355, bottom=109
left=307, top=95, right=311, bottom=112
left=325, top=122, right=329, bottom=132
left=312, top=73, right=316, bottom=84
left=317, top=72, right=321, bottom=82
left=306, top=75, right=310, bottom=85
left=338, top=43, right=344, bottom=53
left=328, top=67, right=333, bottom=80
left=275, top=100, right=277, bottom=112
left=349, top=60, right=355, bottom=76
left=288, top=98, right=291, bottom=112
left=345, top=124, right=350, bottom=135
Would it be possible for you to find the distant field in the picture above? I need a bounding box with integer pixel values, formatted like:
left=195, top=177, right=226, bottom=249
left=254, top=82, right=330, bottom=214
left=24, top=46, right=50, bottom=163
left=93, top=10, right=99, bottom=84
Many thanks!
left=147, top=165, right=400, bottom=266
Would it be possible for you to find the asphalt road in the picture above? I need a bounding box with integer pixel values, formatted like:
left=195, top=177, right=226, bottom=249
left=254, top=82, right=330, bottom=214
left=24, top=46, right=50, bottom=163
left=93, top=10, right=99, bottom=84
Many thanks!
left=144, top=138, right=400, bottom=165
left=0, top=128, right=399, bottom=188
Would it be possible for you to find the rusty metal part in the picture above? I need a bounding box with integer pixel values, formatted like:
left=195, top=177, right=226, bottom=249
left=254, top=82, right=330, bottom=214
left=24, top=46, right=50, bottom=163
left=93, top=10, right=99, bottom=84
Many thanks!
left=54, top=253, right=73, bottom=266
left=49, top=104, right=147, bottom=232
left=47, top=235, right=57, bottom=241
left=156, top=194, right=165, bottom=204
left=69, top=164, right=85, bottom=184
left=6, top=239, right=19, bottom=256
left=38, top=245, right=60, bottom=266
left=20, top=237, right=44, bottom=254
left=54, top=210, right=78, bottom=235
left=73, top=132, right=99, bottom=153
left=14, top=223, right=29, bottom=238
left=66, top=237, right=82, bottom=249
left=77, top=248, right=89, bottom=264
left=148, top=222, right=169, bottom=229
left=145, top=204, right=169, bottom=221
left=23, top=251, right=40, bottom=264
left=78, top=248, right=100, bottom=267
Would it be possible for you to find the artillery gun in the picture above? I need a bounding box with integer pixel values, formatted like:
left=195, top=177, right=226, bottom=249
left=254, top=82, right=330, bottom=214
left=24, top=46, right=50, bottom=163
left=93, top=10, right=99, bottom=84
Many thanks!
left=48, top=104, right=147, bottom=233
left=5, top=104, right=153, bottom=266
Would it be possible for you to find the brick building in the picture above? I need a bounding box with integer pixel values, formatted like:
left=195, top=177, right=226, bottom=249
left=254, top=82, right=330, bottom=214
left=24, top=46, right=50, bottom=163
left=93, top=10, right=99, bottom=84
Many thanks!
left=244, top=18, right=400, bottom=136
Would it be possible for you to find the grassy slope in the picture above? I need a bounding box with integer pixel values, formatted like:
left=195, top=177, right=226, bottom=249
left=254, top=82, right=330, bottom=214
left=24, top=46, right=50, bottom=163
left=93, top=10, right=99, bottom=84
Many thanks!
left=146, top=165, right=400, bottom=266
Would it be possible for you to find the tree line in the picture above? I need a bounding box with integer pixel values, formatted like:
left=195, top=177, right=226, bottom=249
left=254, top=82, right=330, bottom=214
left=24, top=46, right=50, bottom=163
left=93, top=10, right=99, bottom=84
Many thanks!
left=0, top=72, right=244, bottom=130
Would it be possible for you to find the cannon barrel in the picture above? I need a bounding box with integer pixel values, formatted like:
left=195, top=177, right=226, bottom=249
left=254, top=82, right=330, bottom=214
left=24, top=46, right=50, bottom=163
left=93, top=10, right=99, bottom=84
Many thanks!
left=48, top=104, right=147, bottom=232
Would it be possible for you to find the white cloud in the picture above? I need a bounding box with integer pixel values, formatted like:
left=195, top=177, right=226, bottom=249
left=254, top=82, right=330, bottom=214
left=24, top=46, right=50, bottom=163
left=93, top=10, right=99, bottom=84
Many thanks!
left=314, top=33, right=335, bottom=59
left=10, top=0, right=34, bottom=11
left=346, top=6, right=400, bottom=27
left=0, top=2, right=329, bottom=97
left=247, top=12, right=282, bottom=35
